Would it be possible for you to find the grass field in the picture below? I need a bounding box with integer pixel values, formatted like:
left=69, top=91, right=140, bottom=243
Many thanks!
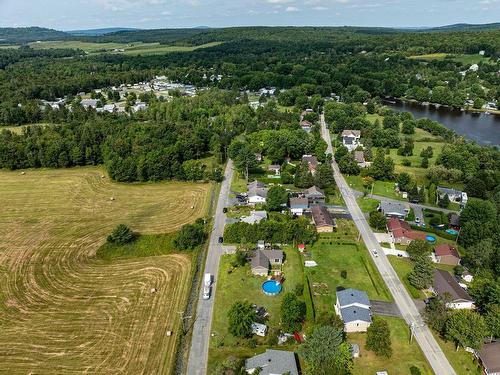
left=346, top=175, right=403, bottom=200
left=0, top=167, right=210, bottom=374
left=1, top=123, right=56, bottom=134
left=349, top=317, right=432, bottom=374
left=356, top=196, right=380, bottom=212
left=27, top=40, right=221, bottom=56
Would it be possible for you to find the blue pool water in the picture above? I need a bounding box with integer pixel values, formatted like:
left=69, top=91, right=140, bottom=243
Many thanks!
left=262, top=280, right=282, bottom=296
left=446, top=229, right=459, bottom=236
left=426, top=235, right=437, bottom=243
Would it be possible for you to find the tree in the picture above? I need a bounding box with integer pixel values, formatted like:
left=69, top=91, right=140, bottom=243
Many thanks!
left=298, top=325, right=352, bottom=375
left=366, top=318, right=392, bottom=358
left=315, top=163, right=335, bottom=189
left=420, top=156, right=429, bottom=168
left=424, top=295, right=451, bottom=334
left=383, top=115, right=400, bottom=130
left=369, top=149, right=394, bottom=180
left=396, top=172, right=413, bottom=192
left=234, top=145, right=257, bottom=180
left=227, top=301, right=257, bottom=338
left=267, top=186, right=288, bottom=211
left=438, top=193, right=450, bottom=208
left=402, top=120, right=415, bottom=134
left=334, top=145, right=349, bottom=162
left=445, top=310, right=488, bottom=350
left=485, top=305, right=500, bottom=342
left=408, top=255, right=434, bottom=290
left=173, top=221, right=206, bottom=250
left=406, top=240, right=432, bottom=261
left=369, top=211, right=387, bottom=231
left=107, top=224, right=135, bottom=245
left=280, top=292, right=306, bottom=332
left=338, top=153, right=360, bottom=175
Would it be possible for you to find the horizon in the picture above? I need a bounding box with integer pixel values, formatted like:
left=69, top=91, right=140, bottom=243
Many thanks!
left=1, top=0, right=499, bottom=30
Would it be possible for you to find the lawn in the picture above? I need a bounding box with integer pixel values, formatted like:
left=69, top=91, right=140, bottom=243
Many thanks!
left=208, top=247, right=303, bottom=372
left=408, top=53, right=449, bottom=61
left=432, top=331, right=483, bottom=375
left=387, top=256, right=425, bottom=299
left=0, top=167, right=211, bottom=374
left=305, top=240, right=392, bottom=317
left=230, top=170, right=247, bottom=193
left=356, top=196, right=380, bottom=212
left=346, top=175, right=403, bottom=200
left=349, top=317, right=432, bottom=375
left=1, top=122, right=56, bottom=134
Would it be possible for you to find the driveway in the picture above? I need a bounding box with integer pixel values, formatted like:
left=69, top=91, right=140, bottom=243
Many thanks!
left=370, top=300, right=402, bottom=317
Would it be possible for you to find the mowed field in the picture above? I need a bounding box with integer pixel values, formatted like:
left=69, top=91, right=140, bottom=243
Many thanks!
left=0, top=167, right=210, bottom=374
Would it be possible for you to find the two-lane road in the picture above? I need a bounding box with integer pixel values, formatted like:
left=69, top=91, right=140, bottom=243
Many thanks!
left=186, top=160, right=234, bottom=375
left=320, top=114, right=456, bottom=375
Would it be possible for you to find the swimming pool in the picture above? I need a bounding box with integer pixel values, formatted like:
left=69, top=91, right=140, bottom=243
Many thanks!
left=446, top=229, right=459, bottom=236
left=262, top=280, right=282, bottom=296
left=426, top=235, right=436, bottom=243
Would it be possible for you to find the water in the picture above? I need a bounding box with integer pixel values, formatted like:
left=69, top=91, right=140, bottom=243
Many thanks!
left=384, top=100, right=500, bottom=146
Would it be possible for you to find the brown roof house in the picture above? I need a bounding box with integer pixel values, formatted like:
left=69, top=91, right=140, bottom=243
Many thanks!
left=387, top=218, right=427, bottom=245
left=477, top=341, right=500, bottom=375
left=302, top=155, right=320, bottom=175
left=432, top=269, right=474, bottom=309
left=311, top=205, right=335, bottom=233
left=354, top=151, right=371, bottom=168
left=250, top=249, right=284, bottom=276
left=434, top=244, right=461, bottom=266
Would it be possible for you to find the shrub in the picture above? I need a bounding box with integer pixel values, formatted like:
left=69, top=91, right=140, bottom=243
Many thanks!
left=107, top=224, right=135, bottom=245
left=173, top=221, right=207, bottom=250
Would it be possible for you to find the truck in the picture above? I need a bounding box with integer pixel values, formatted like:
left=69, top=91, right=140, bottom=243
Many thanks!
left=204, top=273, right=212, bottom=287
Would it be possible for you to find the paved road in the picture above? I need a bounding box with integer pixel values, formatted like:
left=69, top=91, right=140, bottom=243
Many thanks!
left=321, top=114, right=456, bottom=375
left=186, top=160, right=234, bottom=375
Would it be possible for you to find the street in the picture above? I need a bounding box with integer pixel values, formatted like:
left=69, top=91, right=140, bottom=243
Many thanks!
left=320, top=114, right=456, bottom=375
left=186, top=160, right=234, bottom=375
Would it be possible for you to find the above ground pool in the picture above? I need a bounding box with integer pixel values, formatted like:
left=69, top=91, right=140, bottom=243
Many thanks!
left=426, top=235, right=436, bottom=243
left=262, top=280, right=282, bottom=296
left=446, top=229, right=459, bottom=236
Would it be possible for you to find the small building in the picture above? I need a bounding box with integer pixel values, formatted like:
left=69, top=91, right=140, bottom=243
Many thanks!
left=268, top=164, right=281, bottom=176
left=311, top=205, right=335, bottom=233
left=254, top=153, right=263, bottom=162
left=300, top=120, right=313, bottom=133
left=304, top=186, right=325, bottom=205
left=341, top=130, right=361, bottom=152
left=251, top=322, right=268, bottom=337
left=289, top=197, right=309, bottom=216
left=462, top=269, right=473, bottom=283
left=302, top=155, right=319, bottom=175
left=240, top=210, right=268, bottom=225
left=248, top=182, right=268, bottom=204
left=379, top=201, right=410, bottom=219
left=335, top=288, right=372, bottom=332
left=387, top=218, right=427, bottom=245
left=434, top=244, right=461, bottom=266
left=245, top=349, right=299, bottom=375
left=297, top=243, right=305, bottom=252
left=257, top=240, right=266, bottom=250
left=132, top=102, right=148, bottom=112
left=250, top=249, right=284, bottom=276
left=436, top=187, right=468, bottom=207
left=354, top=151, right=370, bottom=168
left=432, top=269, right=474, bottom=309
left=476, top=341, right=500, bottom=375
left=102, top=103, right=117, bottom=113
left=449, top=213, right=460, bottom=228
left=80, top=99, right=98, bottom=109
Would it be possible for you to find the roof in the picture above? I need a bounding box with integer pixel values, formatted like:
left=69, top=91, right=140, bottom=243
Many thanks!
left=478, top=341, right=500, bottom=373
left=268, top=164, right=281, bottom=171
left=387, top=218, right=411, bottom=231
left=380, top=201, right=409, bottom=216
left=248, top=180, right=266, bottom=190
left=337, top=288, right=371, bottom=307
left=311, top=205, right=334, bottom=227
left=449, top=213, right=460, bottom=227
left=302, top=155, right=319, bottom=168
left=341, top=129, right=361, bottom=138
left=289, top=197, right=309, bottom=208
left=240, top=211, right=268, bottom=224
left=433, top=269, right=473, bottom=302
left=387, top=218, right=427, bottom=240
left=80, top=99, right=98, bottom=107
left=435, top=244, right=460, bottom=259
left=354, top=151, right=365, bottom=163
left=248, top=186, right=268, bottom=198
left=300, top=120, right=312, bottom=127
left=261, top=249, right=284, bottom=261
left=305, top=186, right=325, bottom=198
left=251, top=250, right=269, bottom=270
left=340, top=305, right=372, bottom=324
left=245, top=349, right=299, bottom=375
left=437, top=186, right=462, bottom=196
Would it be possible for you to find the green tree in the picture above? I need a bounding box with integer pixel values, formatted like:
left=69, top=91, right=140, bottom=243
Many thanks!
left=366, top=318, right=392, bottom=358
left=234, top=145, right=257, bottom=180
left=267, top=186, right=288, bottom=211
left=420, top=156, right=429, bottom=168
left=315, top=163, right=335, bottom=189
left=408, top=255, right=434, bottom=289
left=369, top=211, right=387, bottom=231
left=396, top=172, right=413, bottom=192
left=383, top=115, right=400, bottom=130
left=407, top=240, right=432, bottom=261
left=445, top=310, right=488, bottom=350
left=173, top=222, right=207, bottom=250
left=438, top=193, right=450, bottom=208
left=280, top=292, right=306, bottom=332
left=338, top=153, right=360, bottom=175
left=402, top=120, right=415, bottom=135
left=107, top=224, right=135, bottom=245
left=485, top=305, right=500, bottom=342
left=424, top=295, right=451, bottom=334
left=227, top=301, right=257, bottom=338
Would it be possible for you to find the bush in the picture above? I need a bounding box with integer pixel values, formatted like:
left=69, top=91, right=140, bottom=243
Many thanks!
left=294, top=283, right=304, bottom=296
left=173, top=221, right=207, bottom=250
left=107, top=224, right=135, bottom=245
left=401, top=159, right=412, bottom=167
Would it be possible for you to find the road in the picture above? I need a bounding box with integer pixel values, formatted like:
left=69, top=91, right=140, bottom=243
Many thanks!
left=320, top=114, right=456, bottom=375
left=186, top=160, right=234, bottom=375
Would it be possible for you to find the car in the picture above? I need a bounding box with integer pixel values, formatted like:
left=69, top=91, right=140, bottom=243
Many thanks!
left=202, top=285, right=211, bottom=300
left=218, top=236, right=223, bottom=243
left=371, top=249, right=379, bottom=257
left=415, top=217, right=420, bottom=224
left=222, top=207, right=228, bottom=213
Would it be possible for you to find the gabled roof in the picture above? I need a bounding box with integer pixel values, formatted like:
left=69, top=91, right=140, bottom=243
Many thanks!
left=300, top=120, right=312, bottom=127
left=305, top=186, right=325, bottom=197
left=247, top=180, right=265, bottom=190
left=289, top=197, right=309, bottom=208
left=302, top=155, right=319, bottom=168
left=311, top=205, right=334, bottom=227
left=341, top=129, right=361, bottom=138
left=261, top=249, right=284, bottom=261
left=478, top=341, right=500, bottom=374
left=340, top=306, right=372, bottom=324
left=354, top=151, right=365, bottom=163
left=245, top=349, right=299, bottom=375
left=337, top=288, right=370, bottom=308
left=433, top=269, right=473, bottom=302
left=248, top=186, right=268, bottom=198
left=435, top=244, right=460, bottom=259
left=251, top=250, right=269, bottom=270
left=449, top=213, right=460, bottom=227
left=380, top=201, right=409, bottom=216
left=437, top=186, right=462, bottom=196
left=268, top=164, right=281, bottom=171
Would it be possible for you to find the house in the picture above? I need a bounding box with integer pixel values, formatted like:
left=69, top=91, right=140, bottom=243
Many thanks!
left=304, top=186, right=325, bottom=205
left=387, top=218, right=427, bottom=245
left=251, top=322, right=268, bottom=337
left=476, top=341, right=500, bottom=375
left=80, top=99, right=98, bottom=109
left=300, top=120, right=313, bottom=133
left=335, top=288, right=372, bottom=332
left=432, top=269, right=474, bottom=309
left=354, top=151, right=370, bottom=168
left=132, top=102, right=148, bottom=112
left=469, top=64, right=479, bottom=72
left=379, top=201, right=410, bottom=219
left=250, top=249, right=284, bottom=276
left=245, top=349, right=299, bottom=375
left=102, top=103, right=117, bottom=113
left=436, top=187, right=468, bottom=207
left=449, top=213, right=460, bottom=228
left=289, top=197, right=309, bottom=216
left=248, top=182, right=268, bottom=204
left=268, top=164, right=281, bottom=176
left=434, top=244, right=461, bottom=266
left=311, top=205, right=335, bottom=232
left=302, top=155, right=319, bottom=175
left=248, top=180, right=266, bottom=190
left=240, top=210, right=268, bottom=225
left=341, top=130, right=361, bottom=151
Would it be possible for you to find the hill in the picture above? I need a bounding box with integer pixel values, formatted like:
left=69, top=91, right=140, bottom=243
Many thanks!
left=425, top=22, right=500, bottom=32
left=66, top=27, right=141, bottom=36
left=0, top=27, right=69, bottom=43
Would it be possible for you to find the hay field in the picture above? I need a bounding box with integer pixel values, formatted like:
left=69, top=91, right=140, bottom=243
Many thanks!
left=0, top=167, right=210, bottom=374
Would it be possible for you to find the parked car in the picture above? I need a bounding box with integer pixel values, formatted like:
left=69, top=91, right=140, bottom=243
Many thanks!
left=415, top=217, right=420, bottom=224
left=371, top=249, right=379, bottom=257
left=222, top=207, right=228, bottom=213
left=218, top=236, right=223, bottom=243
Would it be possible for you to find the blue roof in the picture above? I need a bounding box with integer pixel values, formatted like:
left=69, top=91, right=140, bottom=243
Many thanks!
left=337, top=288, right=370, bottom=307
left=340, top=306, right=372, bottom=323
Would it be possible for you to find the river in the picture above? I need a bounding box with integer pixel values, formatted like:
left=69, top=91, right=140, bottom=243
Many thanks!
left=383, top=100, right=500, bottom=146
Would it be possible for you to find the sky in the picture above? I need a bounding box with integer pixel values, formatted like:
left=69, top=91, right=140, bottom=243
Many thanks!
left=0, top=0, right=499, bottom=30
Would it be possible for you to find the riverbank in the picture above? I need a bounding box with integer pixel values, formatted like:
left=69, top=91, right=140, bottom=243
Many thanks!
left=385, top=97, right=500, bottom=116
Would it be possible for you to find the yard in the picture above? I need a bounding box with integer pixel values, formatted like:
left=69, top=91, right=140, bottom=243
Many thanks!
left=349, top=317, right=432, bottom=375
left=208, top=247, right=303, bottom=372
left=356, top=196, right=380, bottom=212
left=346, top=175, right=403, bottom=200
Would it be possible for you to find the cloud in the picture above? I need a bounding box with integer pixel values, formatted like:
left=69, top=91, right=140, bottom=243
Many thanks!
left=313, top=6, right=328, bottom=10
left=267, top=0, right=294, bottom=3
left=286, top=6, right=299, bottom=11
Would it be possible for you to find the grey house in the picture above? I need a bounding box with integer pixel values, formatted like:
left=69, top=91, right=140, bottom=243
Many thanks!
left=378, top=201, right=410, bottom=219
left=304, top=186, right=325, bottom=205
left=250, top=249, right=284, bottom=276
left=245, top=349, right=299, bottom=375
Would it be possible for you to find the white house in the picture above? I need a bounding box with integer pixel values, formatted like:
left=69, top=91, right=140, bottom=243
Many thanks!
left=469, top=64, right=479, bottom=72
left=80, top=99, right=98, bottom=109
left=335, top=288, right=372, bottom=332
left=289, top=197, right=309, bottom=216
left=341, top=130, right=361, bottom=151
left=436, top=186, right=468, bottom=207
